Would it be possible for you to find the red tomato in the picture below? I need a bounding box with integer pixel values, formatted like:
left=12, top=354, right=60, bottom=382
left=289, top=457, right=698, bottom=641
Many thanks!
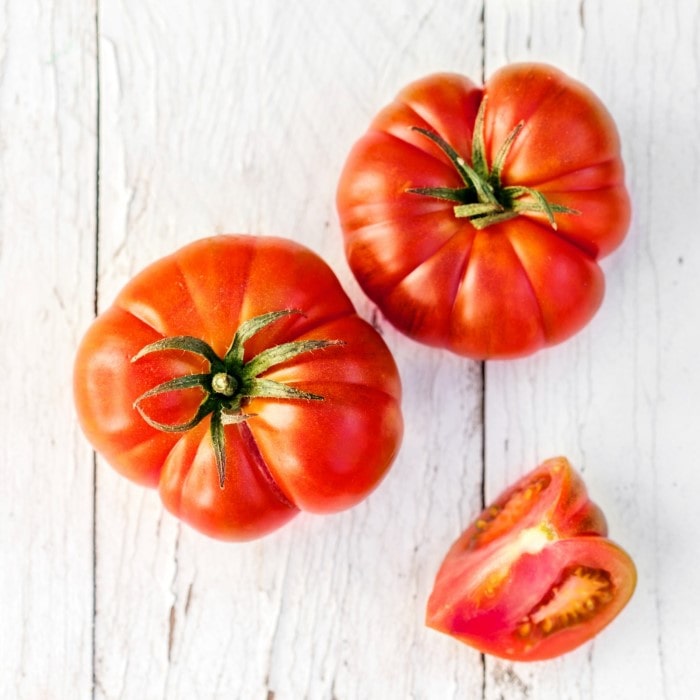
left=337, top=63, right=631, bottom=359
left=74, top=235, right=403, bottom=541
left=426, top=457, right=636, bottom=661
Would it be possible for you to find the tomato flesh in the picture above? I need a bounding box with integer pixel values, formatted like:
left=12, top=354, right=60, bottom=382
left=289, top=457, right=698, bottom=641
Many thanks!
left=469, top=473, right=551, bottom=550
left=426, top=458, right=636, bottom=660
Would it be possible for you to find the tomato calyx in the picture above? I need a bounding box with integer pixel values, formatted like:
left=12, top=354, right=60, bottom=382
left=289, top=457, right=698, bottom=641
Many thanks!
left=407, top=96, right=580, bottom=230
left=131, top=309, right=344, bottom=488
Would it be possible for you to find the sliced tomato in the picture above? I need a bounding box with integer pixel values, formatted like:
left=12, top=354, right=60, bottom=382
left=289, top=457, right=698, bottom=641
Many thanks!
left=426, top=458, right=636, bottom=661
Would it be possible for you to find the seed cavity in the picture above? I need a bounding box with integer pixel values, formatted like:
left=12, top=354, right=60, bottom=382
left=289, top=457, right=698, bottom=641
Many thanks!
left=469, top=474, right=551, bottom=550
left=517, top=622, right=532, bottom=637
left=515, top=566, right=614, bottom=639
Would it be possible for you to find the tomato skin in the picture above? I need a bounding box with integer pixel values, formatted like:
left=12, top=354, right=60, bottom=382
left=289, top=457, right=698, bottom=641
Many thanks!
left=426, top=458, right=637, bottom=661
left=337, top=64, right=631, bottom=359
left=74, top=235, right=403, bottom=541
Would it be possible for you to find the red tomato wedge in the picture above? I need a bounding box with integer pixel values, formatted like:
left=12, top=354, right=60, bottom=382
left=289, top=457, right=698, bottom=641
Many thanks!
left=74, top=235, right=403, bottom=541
left=426, top=457, right=636, bottom=661
left=337, top=64, right=631, bottom=359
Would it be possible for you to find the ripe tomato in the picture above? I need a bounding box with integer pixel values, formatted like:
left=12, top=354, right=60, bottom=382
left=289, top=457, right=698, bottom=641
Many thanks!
left=74, top=235, right=403, bottom=541
left=337, top=63, right=631, bottom=359
left=426, top=458, right=636, bottom=661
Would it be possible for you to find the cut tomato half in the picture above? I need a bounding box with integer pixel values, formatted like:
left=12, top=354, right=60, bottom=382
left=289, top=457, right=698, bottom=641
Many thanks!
left=426, top=458, right=636, bottom=661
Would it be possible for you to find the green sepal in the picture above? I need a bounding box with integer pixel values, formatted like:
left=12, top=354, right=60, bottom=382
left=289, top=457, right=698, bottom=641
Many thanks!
left=133, top=395, right=218, bottom=434
left=411, top=126, right=499, bottom=206
left=245, top=378, right=324, bottom=402
left=220, top=410, right=256, bottom=425
left=408, top=98, right=580, bottom=230
left=410, top=126, right=473, bottom=187
left=210, top=408, right=227, bottom=487
left=453, top=202, right=503, bottom=218
left=132, top=335, right=223, bottom=370
left=225, top=309, right=303, bottom=365
left=243, top=339, right=345, bottom=379
left=469, top=211, right=520, bottom=230
left=405, top=186, right=473, bottom=203
left=471, top=96, right=488, bottom=177
left=505, top=186, right=581, bottom=230
left=490, top=120, right=525, bottom=186
left=133, top=373, right=210, bottom=404
left=131, top=309, right=343, bottom=490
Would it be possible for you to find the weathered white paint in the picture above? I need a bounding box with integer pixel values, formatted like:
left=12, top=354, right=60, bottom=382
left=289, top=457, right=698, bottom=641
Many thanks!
left=0, top=0, right=96, bottom=698
left=483, top=2, right=700, bottom=699
left=2, top=0, right=699, bottom=698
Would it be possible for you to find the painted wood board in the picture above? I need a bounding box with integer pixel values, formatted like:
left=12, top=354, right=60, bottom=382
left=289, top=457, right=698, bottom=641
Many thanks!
left=1, top=1, right=698, bottom=698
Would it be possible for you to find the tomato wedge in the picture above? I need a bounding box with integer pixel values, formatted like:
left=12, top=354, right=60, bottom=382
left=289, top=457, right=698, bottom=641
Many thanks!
left=426, top=458, right=636, bottom=660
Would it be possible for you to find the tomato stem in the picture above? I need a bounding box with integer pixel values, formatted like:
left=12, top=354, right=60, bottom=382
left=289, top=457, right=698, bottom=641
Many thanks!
left=406, top=96, right=580, bottom=229
left=211, top=372, right=237, bottom=397
left=131, top=309, right=344, bottom=488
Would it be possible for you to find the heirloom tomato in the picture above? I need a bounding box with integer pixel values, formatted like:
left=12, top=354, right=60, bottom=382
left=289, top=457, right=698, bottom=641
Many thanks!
left=337, top=63, right=631, bottom=359
left=74, top=235, right=403, bottom=541
left=426, top=457, right=636, bottom=661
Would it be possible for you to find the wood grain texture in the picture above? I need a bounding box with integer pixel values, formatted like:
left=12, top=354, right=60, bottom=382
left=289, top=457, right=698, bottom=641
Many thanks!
left=0, top=1, right=96, bottom=698
left=95, top=2, right=484, bottom=699
left=483, top=1, right=700, bottom=699
left=2, top=0, right=700, bottom=698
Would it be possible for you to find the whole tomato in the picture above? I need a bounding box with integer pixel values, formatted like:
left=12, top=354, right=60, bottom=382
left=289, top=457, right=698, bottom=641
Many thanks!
left=74, top=235, right=403, bottom=541
left=337, top=63, right=631, bottom=359
left=426, top=457, right=636, bottom=661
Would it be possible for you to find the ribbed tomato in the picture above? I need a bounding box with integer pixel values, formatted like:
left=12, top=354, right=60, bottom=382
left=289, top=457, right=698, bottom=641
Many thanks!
left=337, top=63, right=631, bottom=359
left=74, top=235, right=403, bottom=541
left=426, top=458, right=636, bottom=660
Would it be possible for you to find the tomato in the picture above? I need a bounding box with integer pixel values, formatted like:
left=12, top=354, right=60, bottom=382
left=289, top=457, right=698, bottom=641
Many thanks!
left=337, top=63, right=631, bottom=359
left=74, top=235, right=403, bottom=541
left=426, top=457, right=636, bottom=661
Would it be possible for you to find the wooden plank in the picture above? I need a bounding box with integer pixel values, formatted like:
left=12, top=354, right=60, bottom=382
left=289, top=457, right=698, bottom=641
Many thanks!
left=95, top=1, right=486, bottom=698
left=0, top=0, right=96, bottom=697
left=2, top=0, right=690, bottom=696
left=484, top=1, right=700, bottom=698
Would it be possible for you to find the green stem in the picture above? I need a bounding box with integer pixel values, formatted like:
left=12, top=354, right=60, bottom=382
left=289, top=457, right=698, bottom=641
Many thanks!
left=211, top=372, right=238, bottom=397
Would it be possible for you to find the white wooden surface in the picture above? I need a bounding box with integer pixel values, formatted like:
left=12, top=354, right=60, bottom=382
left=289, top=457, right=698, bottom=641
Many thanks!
left=2, top=1, right=699, bottom=698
